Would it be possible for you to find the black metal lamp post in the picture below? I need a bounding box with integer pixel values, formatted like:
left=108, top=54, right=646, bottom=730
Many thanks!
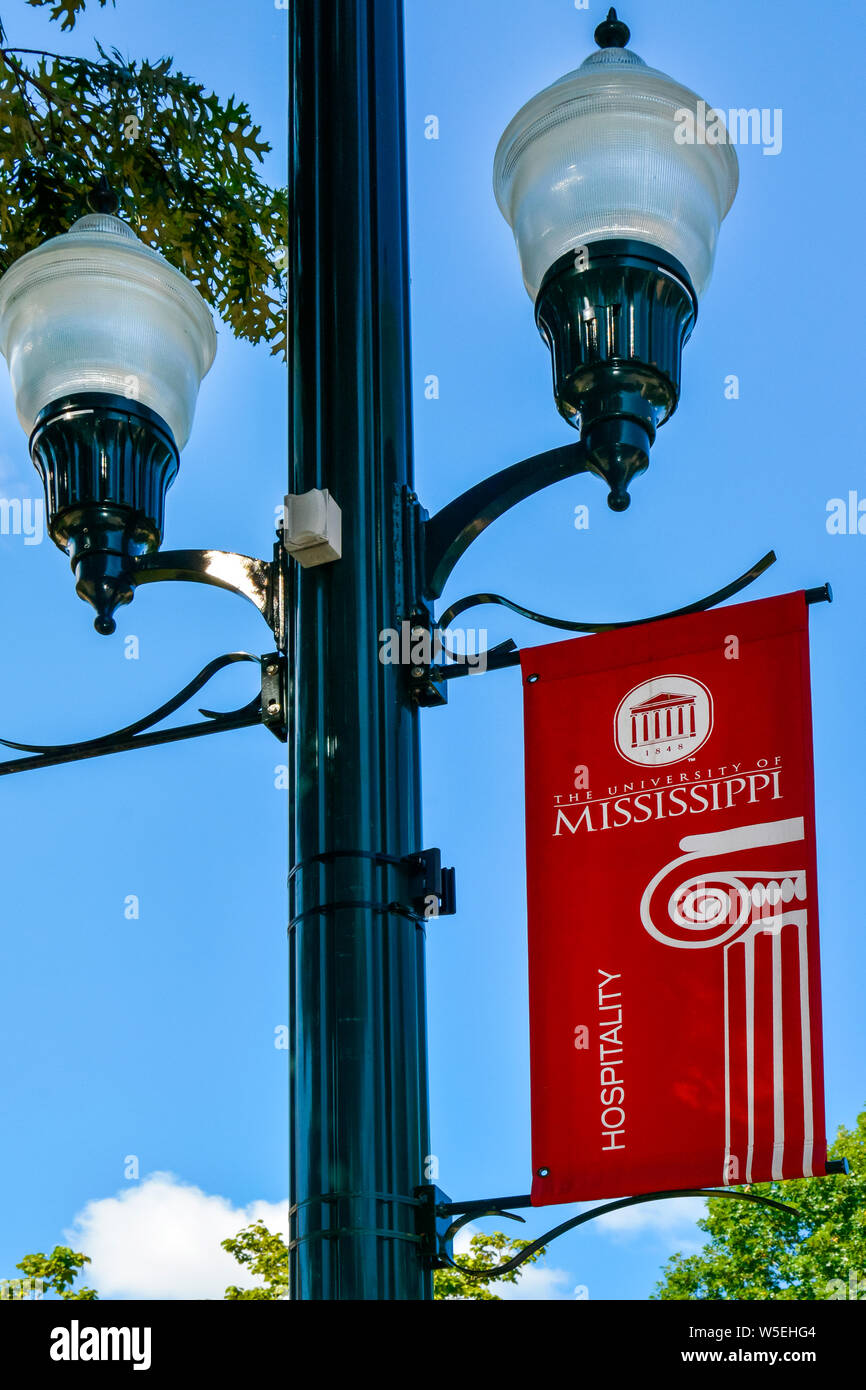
left=0, top=2, right=798, bottom=1302
left=283, top=0, right=764, bottom=1302
left=287, top=0, right=433, bottom=1301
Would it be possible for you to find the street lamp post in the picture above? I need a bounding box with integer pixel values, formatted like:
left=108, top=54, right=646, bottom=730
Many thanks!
left=0, top=0, right=760, bottom=1303
left=288, top=0, right=433, bottom=1300
left=285, top=0, right=742, bottom=1299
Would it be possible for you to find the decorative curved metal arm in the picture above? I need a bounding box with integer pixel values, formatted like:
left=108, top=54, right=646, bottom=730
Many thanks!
left=438, top=551, right=779, bottom=639
left=0, top=530, right=292, bottom=776
left=130, top=538, right=288, bottom=653
left=0, top=652, right=259, bottom=755
left=426, top=557, right=834, bottom=694
left=442, top=1207, right=527, bottom=1244
left=416, top=438, right=819, bottom=700
left=436, top=1188, right=800, bottom=1281
left=423, top=442, right=589, bottom=600
left=0, top=651, right=283, bottom=776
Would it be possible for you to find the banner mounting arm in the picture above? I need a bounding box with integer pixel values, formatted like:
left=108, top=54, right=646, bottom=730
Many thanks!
left=418, top=1185, right=806, bottom=1280
left=439, top=550, right=780, bottom=642
left=418, top=556, right=839, bottom=697
left=418, top=1158, right=849, bottom=1276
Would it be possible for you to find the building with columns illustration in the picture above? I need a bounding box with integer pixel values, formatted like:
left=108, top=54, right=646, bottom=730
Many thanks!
left=630, top=692, right=697, bottom=748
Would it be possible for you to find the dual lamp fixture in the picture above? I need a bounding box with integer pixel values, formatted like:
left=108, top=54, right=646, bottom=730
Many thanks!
left=0, top=9, right=736, bottom=630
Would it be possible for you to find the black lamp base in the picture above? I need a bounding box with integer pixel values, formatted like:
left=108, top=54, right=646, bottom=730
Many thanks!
left=29, top=393, right=179, bottom=633
left=535, top=240, right=698, bottom=510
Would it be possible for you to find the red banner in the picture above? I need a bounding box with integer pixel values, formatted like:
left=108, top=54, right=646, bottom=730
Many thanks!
left=521, top=592, right=826, bottom=1205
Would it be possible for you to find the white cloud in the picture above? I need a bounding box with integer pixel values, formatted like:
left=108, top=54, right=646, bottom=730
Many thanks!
left=65, top=1172, right=287, bottom=1300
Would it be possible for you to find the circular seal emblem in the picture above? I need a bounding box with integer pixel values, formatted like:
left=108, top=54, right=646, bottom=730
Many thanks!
left=614, top=674, right=713, bottom=767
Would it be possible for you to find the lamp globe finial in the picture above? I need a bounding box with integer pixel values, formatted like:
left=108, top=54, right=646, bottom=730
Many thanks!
left=594, top=8, right=631, bottom=49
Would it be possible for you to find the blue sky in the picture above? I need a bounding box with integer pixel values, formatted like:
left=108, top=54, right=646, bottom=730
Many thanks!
left=0, top=0, right=863, bottom=1301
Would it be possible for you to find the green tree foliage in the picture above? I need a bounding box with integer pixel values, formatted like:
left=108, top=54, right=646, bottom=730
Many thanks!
left=0, top=0, right=286, bottom=353
left=222, top=1221, right=289, bottom=1301
left=219, top=1222, right=547, bottom=1300
left=655, top=1110, right=866, bottom=1300
left=3, top=1245, right=97, bottom=1299
left=433, top=1231, right=547, bottom=1301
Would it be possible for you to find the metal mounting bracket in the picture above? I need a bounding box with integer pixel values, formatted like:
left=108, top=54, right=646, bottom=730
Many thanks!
left=419, top=1155, right=848, bottom=1278
left=287, top=846, right=456, bottom=926
left=261, top=653, right=288, bottom=741
left=416, top=1184, right=806, bottom=1278
left=405, top=848, right=457, bottom=919
left=0, top=651, right=287, bottom=777
left=0, top=522, right=292, bottom=777
left=415, top=1185, right=458, bottom=1270
left=403, top=607, right=451, bottom=708
left=410, top=561, right=833, bottom=698
left=410, top=448, right=830, bottom=706
left=422, top=441, right=590, bottom=601
left=129, top=531, right=289, bottom=653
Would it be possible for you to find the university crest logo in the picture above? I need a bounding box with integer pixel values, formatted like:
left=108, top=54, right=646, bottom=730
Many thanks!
left=614, top=674, right=713, bottom=766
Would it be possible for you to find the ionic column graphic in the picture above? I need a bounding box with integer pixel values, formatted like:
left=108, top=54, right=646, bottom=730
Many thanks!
left=640, top=818, right=814, bottom=1187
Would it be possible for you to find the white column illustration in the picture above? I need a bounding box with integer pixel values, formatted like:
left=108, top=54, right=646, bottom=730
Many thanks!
left=640, top=817, right=814, bottom=1185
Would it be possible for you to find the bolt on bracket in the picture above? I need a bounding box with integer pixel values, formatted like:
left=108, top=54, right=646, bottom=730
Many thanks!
left=405, top=848, right=457, bottom=919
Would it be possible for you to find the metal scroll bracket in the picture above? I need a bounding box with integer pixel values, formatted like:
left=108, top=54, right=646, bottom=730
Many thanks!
left=422, top=441, right=592, bottom=603
left=0, top=527, right=291, bottom=777
left=410, top=533, right=833, bottom=704
left=0, top=650, right=287, bottom=777
left=128, top=531, right=289, bottom=654
left=415, top=1163, right=850, bottom=1278
left=407, top=443, right=833, bottom=706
